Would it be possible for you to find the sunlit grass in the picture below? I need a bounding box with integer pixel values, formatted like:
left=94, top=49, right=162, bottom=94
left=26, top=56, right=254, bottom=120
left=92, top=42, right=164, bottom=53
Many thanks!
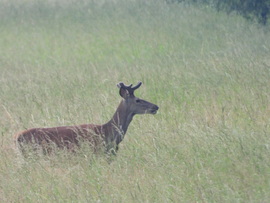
left=0, top=0, right=270, bottom=202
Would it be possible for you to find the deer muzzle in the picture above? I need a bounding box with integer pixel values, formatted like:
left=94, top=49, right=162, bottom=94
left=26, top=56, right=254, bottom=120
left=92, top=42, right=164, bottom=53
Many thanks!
left=150, top=105, right=159, bottom=114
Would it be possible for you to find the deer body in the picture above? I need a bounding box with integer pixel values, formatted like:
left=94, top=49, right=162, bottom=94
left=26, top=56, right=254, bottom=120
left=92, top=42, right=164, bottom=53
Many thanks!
left=14, top=82, right=159, bottom=154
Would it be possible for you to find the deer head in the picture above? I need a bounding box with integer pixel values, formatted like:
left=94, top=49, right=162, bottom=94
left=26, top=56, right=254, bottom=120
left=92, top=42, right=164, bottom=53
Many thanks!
left=117, top=82, right=159, bottom=115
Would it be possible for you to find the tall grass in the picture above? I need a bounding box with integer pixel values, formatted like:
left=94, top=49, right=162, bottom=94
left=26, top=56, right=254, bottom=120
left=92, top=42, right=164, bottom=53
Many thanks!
left=0, top=0, right=270, bottom=202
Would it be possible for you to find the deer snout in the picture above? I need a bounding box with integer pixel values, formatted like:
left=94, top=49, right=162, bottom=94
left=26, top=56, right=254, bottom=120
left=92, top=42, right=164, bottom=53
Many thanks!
left=150, top=105, right=159, bottom=114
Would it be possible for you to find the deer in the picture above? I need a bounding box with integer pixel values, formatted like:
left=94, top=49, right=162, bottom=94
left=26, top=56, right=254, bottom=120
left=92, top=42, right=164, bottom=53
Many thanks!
left=14, top=82, right=159, bottom=155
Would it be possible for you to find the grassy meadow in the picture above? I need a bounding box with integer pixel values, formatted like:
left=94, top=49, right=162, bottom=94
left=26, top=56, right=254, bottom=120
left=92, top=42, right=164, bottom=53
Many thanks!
left=0, top=0, right=270, bottom=202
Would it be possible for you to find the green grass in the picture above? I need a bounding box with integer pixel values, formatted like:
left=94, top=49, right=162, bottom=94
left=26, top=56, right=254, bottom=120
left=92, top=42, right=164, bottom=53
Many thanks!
left=0, top=0, right=270, bottom=202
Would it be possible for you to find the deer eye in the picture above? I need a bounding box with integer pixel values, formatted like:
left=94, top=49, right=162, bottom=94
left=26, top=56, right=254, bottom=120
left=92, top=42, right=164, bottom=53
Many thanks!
left=136, top=99, right=141, bottom=103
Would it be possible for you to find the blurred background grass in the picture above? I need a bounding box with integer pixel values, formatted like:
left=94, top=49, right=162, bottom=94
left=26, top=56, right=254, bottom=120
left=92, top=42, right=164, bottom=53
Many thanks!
left=0, top=0, right=270, bottom=202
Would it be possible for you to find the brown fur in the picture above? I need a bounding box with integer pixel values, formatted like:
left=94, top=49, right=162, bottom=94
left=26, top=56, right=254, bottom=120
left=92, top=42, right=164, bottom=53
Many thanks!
left=14, top=124, right=105, bottom=153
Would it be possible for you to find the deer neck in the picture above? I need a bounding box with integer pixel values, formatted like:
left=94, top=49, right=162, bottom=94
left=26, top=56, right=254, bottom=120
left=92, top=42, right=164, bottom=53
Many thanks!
left=105, top=100, right=134, bottom=145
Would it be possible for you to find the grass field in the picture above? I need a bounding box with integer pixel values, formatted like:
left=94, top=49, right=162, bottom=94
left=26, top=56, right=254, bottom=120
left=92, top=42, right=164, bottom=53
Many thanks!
left=0, top=0, right=270, bottom=202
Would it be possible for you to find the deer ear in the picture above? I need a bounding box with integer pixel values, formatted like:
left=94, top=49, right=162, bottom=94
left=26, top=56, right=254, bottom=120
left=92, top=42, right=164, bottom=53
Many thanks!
left=119, top=88, right=129, bottom=99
